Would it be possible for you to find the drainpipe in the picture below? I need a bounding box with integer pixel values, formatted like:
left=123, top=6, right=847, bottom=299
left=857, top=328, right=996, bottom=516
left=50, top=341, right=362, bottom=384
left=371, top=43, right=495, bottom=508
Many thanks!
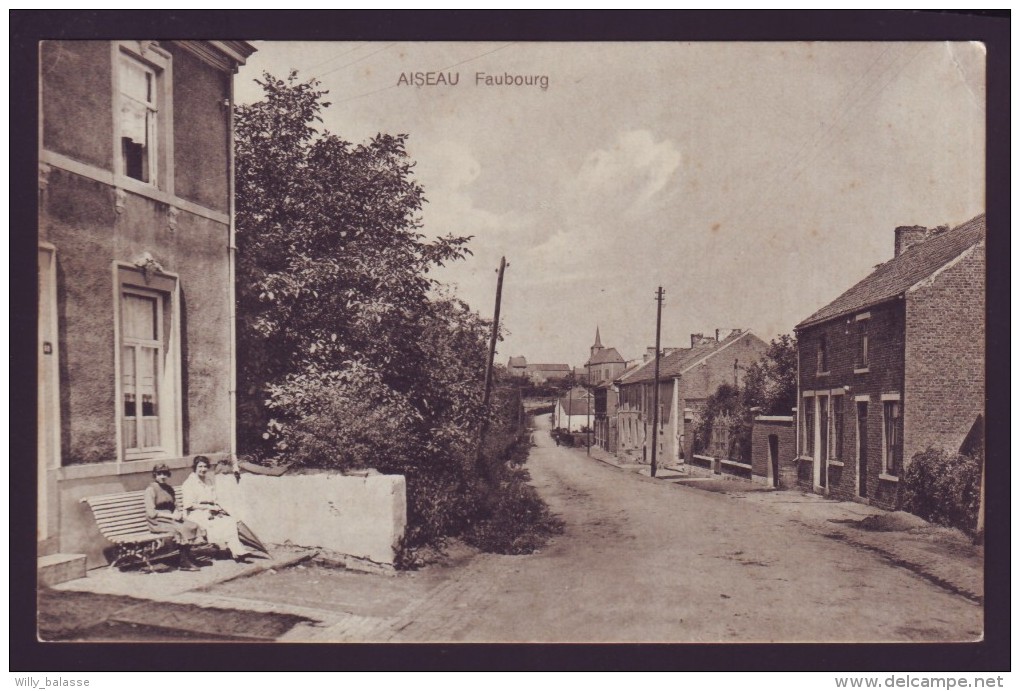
left=227, top=73, right=238, bottom=473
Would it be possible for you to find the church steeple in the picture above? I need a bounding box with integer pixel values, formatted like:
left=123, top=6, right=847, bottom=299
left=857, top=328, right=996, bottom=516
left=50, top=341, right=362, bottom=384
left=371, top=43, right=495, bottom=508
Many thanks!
left=590, top=326, right=604, bottom=360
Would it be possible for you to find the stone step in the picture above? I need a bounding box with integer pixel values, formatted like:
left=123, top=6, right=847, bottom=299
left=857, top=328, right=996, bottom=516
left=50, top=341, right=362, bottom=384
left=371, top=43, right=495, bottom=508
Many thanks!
left=38, top=553, right=87, bottom=587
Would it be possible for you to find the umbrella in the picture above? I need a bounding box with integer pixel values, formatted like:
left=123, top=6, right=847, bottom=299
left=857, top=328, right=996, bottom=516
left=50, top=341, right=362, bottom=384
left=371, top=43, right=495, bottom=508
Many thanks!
left=237, top=519, right=269, bottom=555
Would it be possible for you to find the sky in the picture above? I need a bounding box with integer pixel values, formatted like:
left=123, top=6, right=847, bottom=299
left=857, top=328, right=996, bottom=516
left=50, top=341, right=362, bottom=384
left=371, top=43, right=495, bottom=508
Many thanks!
left=234, top=41, right=985, bottom=368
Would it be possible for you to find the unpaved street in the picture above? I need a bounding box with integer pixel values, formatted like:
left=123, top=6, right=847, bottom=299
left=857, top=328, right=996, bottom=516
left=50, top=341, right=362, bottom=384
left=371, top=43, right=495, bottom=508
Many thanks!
left=213, top=415, right=981, bottom=643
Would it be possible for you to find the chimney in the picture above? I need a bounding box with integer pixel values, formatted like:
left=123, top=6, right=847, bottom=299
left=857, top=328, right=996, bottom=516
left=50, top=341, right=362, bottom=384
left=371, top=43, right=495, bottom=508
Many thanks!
left=690, top=333, right=703, bottom=348
left=715, top=329, right=720, bottom=342
left=894, top=225, right=932, bottom=257
left=644, top=346, right=657, bottom=362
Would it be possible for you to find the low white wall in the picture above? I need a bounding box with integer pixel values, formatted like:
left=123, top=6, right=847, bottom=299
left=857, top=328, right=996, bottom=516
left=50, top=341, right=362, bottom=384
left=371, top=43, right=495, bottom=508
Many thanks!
left=219, top=472, right=407, bottom=566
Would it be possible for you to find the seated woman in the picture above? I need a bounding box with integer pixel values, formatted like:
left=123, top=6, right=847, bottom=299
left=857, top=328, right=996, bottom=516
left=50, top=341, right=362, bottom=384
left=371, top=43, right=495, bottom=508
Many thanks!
left=181, top=456, right=252, bottom=563
left=144, top=463, right=205, bottom=571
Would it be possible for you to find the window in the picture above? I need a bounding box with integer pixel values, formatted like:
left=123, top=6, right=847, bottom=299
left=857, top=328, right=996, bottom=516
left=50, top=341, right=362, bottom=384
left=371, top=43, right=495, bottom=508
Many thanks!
left=118, top=266, right=179, bottom=460
left=817, top=334, right=828, bottom=373
left=856, top=318, right=869, bottom=370
left=803, top=396, right=815, bottom=456
left=118, top=53, right=159, bottom=183
left=883, top=400, right=902, bottom=475
left=114, top=42, right=172, bottom=190
left=830, top=395, right=844, bottom=461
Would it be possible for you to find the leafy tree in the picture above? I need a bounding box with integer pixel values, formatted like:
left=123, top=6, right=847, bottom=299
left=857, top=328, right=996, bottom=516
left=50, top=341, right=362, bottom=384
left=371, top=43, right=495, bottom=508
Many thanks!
left=742, top=334, right=798, bottom=415
left=234, top=72, right=473, bottom=455
left=692, top=383, right=751, bottom=461
left=233, top=73, right=557, bottom=555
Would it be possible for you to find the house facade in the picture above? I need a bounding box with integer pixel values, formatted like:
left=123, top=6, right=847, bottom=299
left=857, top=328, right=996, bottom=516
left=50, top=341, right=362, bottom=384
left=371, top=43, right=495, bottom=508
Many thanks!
left=507, top=356, right=528, bottom=378
left=584, top=328, right=627, bottom=452
left=616, top=331, right=767, bottom=465
left=794, top=215, right=985, bottom=510
left=526, top=363, right=571, bottom=384
left=554, top=388, right=594, bottom=433
left=38, top=40, right=256, bottom=571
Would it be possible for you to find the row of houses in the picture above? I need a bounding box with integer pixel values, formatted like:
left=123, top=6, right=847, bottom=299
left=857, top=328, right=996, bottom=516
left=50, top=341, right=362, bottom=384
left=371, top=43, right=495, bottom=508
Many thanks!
left=507, top=356, right=572, bottom=385
left=562, top=214, right=985, bottom=512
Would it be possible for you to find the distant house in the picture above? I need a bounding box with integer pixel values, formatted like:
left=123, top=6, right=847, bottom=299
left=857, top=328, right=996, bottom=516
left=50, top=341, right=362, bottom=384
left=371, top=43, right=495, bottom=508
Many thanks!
left=584, top=328, right=627, bottom=452
left=526, top=363, right=571, bottom=384
left=37, top=40, right=256, bottom=575
left=507, top=356, right=528, bottom=378
left=554, top=387, right=594, bottom=432
left=616, top=330, right=767, bottom=465
left=793, top=215, right=985, bottom=510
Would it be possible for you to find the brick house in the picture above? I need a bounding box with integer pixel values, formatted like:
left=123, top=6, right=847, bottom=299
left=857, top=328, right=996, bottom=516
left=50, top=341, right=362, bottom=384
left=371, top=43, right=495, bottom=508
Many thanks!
left=616, top=330, right=767, bottom=465
left=793, top=215, right=985, bottom=510
left=38, top=40, right=256, bottom=574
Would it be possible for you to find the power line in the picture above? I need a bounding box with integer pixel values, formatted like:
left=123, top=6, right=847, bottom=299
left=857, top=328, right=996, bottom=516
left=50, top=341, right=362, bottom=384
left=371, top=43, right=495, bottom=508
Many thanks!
left=304, top=42, right=368, bottom=73
left=312, top=42, right=397, bottom=80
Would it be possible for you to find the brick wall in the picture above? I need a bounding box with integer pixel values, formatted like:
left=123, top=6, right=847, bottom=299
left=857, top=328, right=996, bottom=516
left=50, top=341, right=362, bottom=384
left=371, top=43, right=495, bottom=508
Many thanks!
left=904, top=242, right=985, bottom=464
left=798, top=300, right=906, bottom=510
left=751, top=417, right=797, bottom=488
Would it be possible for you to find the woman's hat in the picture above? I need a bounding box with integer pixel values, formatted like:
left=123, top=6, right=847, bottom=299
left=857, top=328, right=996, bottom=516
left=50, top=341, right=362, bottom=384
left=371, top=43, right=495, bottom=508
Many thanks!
left=152, top=463, right=172, bottom=475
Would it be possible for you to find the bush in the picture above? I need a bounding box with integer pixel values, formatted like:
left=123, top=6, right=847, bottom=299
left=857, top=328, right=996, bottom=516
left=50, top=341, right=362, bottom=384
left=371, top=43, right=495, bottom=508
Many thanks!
left=902, top=447, right=982, bottom=535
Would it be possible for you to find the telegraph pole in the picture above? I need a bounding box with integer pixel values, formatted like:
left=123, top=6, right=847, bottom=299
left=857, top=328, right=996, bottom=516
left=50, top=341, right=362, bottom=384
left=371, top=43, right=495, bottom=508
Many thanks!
left=651, top=286, right=664, bottom=478
left=586, top=364, right=592, bottom=455
left=477, top=256, right=506, bottom=477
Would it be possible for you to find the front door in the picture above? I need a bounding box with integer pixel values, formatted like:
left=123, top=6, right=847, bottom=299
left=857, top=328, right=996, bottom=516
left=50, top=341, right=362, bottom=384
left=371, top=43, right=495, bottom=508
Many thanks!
left=819, top=396, right=829, bottom=488
left=857, top=402, right=868, bottom=498
left=768, top=434, right=779, bottom=488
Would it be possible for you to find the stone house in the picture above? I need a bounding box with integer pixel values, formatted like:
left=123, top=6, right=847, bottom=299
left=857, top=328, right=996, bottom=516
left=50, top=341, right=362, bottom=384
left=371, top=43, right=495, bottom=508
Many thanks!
left=37, top=40, right=256, bottom=575
left=616, top=330, right=767, bottom=465
left=584, top=327, right=627, bottom=452
left=525, top=363, right=571, bottom=384
left=507, top=356, right=528, bottom=378
left=793, top=215, right=985, bottom=510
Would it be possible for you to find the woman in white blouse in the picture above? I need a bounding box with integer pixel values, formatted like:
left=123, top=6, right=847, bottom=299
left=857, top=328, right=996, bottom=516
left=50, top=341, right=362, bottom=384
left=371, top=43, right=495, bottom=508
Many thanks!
left=181, top=455, right=251, bottom=563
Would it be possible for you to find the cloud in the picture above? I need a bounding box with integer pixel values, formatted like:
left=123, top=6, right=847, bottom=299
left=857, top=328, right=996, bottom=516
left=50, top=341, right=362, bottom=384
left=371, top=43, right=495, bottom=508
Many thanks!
left=574, top=129, right=682, bottom=208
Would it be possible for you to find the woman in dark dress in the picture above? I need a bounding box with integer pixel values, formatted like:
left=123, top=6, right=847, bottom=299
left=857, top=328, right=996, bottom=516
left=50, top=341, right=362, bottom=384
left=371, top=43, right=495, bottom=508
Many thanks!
left=144, top=463, right=205, bottom=571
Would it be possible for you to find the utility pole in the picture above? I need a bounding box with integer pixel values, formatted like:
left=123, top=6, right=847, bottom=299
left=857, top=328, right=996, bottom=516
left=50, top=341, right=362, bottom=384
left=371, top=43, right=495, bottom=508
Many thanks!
left=477, top=256, right=506, bottom=477
left=586, top=364, right=591, bottom=455
left=651, top=286, right=664, bottom=478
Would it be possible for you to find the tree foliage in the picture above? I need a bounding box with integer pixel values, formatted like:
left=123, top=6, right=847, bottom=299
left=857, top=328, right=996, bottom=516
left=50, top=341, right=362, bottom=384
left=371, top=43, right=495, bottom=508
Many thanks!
left=233, top=73, right=558, bottom=555
left=234, top=72, right=475, bottom=456
left=692, top=383, right=751, bottom=462
left=742, top=334, right=798, bottom=415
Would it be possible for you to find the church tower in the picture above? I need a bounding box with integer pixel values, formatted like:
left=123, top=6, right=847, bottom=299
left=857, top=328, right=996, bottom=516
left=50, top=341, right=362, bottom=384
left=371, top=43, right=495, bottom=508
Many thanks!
left=590, top=326, right=604, bottom=361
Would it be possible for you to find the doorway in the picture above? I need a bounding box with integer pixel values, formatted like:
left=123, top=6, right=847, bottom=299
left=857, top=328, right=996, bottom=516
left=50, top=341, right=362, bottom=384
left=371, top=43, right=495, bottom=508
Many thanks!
left=857, top=401, right=868, bottom=498
left=768, top=434, right=779, bottom=488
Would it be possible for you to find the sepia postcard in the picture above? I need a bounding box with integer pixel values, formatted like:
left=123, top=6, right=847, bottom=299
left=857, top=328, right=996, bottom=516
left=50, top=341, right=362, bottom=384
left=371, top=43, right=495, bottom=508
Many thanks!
left=18, top=11, right=1007, bottom=673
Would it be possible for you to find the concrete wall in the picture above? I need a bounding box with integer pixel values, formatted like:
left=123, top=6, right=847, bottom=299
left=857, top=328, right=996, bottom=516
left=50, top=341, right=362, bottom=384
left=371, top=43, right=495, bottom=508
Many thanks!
left=904, top=242, right=985, bottom=465
left=166, top=44, right=230, bottom=214
left=41, top=41, right=114, bottom=171
left=232, top=474, right=407, bottom=566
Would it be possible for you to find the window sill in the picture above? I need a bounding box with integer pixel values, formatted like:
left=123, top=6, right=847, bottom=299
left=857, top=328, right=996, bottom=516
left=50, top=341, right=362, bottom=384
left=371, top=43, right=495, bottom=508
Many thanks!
left=816, top=371, right=830, bottom=377
left=854, top=367, right=870, bottom=374
left=59, top=453, right=229, bottom=481
left=827, top=460, right=844, bottom=467
left=796, top=456, right=813, bottom=462
left=879, top=473, right=899, bottom=482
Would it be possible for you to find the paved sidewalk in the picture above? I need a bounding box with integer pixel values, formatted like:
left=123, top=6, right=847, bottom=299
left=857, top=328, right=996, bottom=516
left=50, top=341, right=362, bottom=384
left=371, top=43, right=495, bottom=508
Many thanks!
left=568, top=441, right=983, bottom=603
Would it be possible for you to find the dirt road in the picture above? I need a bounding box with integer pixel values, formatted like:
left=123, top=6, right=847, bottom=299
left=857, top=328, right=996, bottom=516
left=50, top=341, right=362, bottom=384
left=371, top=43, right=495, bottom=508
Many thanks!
left=210, top=415, right=981, bottom=643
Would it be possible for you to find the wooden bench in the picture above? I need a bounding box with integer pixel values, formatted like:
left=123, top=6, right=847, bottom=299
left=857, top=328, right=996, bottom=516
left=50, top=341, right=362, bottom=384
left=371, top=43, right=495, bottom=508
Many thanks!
left=80, top=487, right=202, bottom=571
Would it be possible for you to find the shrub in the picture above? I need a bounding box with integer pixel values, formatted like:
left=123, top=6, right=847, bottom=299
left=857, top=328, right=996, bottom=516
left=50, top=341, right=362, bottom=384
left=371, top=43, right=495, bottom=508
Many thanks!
left=902, top=447, right=982, bottom=535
